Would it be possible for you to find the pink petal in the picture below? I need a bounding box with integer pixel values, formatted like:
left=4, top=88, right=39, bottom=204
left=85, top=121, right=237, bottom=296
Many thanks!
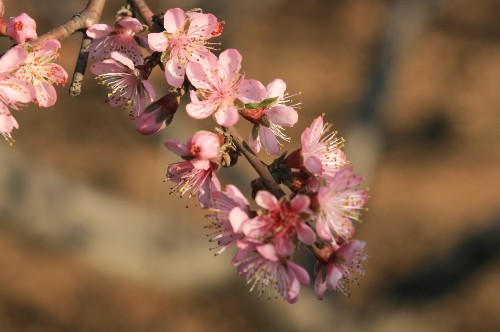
left=86, top=24, right=115, bottom=39
left=289, top=261, right=310, bottom=285
left=301, top=116, right=324, bottom=147
left=186, top=91, right=216, bottom=119
left=256, top=243, right=278, bottom=262
left=290, top=194, right=310, bottom=213
left=255, top=190, right=278, bottom=210
left=90, top=59, right=124, bottom=75
left=185, top=61, right=213, bottom=90
left=237, top=79, right=266, bottom=104
left=304, top=156, right=323, bottom=175
left=0, top=112, right=19, bottom=133
left=35, top=81, right=57, bottom=107
left=326, top=265, right=343, bottom=290
left=267, top=105, right=298, bottom=127
left=229, top=206, right=248, bottom=233
left=286, top=277, right=301, bottom=304
left=36, top=39, right=61, bottom=58
left=248, top=128, right=261, bottom=153
left=314, top=268, right=327, bottom=300
left=147, top=32, right=169, bottom=52
left=214, top=105, right=239, bottom=127
left=191, top=158, right=211, bottom=170
left=265, top=78, right=286, bottom=99
left=0, top=77, right=34, bottom=103
left=259, top=126, right=279, bottom=155
left=110, top=52, right=135, bottom=70
left=117, top=17, right=143, bottom=32
left=225, top=184, right=249, bottom=207
left=0, top=46, right=26, bottom=74
left=187, top=12, right=217, bottom=39
left=165, top=59, right=186, bottom=88
left=218, top=49, right=241, bottom=81
left=142, top=79, right=156, bottom=102
left=164, top=8, right=186, bottom=33
left=296, top=223, right=316, bottom=245
left=164, top=140, right=189, bottom=156
left=338, top=240, right=366, bottom=259
left=316, top=219, right=332, bottom=240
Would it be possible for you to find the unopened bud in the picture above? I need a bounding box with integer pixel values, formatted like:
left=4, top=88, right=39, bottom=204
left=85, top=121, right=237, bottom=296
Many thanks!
left=7, top=13, right=37, bottom=44
left=136, top=92, right=179, bottom=135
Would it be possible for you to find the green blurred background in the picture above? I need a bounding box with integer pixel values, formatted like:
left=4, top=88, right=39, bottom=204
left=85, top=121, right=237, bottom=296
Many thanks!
left=0, top=0, right=499, bottom=331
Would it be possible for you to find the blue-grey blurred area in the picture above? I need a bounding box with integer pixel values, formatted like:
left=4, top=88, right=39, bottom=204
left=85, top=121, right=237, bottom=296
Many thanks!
left=1, top=0, right=500, bottom=331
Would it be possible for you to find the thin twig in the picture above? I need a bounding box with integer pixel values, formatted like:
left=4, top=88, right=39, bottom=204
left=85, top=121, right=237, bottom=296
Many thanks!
left=27, top=0, right=106, bottom=48
left=69, top=33, right=92, bottom=97
left=226, top=126, right=285, bottom=199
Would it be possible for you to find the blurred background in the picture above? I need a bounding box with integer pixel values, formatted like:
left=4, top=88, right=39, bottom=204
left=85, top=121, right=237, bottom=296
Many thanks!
left=1, top=0, right=500, bottom=331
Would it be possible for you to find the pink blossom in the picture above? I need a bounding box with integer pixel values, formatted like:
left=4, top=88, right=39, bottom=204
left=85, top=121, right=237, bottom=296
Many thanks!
left=248, top=79, right=298, bottom=155
left=0, top=46, right=34, bottom=142
left=314, top=239, right=366, bottom=299
left=243, top=191, right=316, bottom=248
left=86, top=17, right=144, bottom=65
left=90, top=51, right=155, bottom=119
left=185, top=49, right=266, bottom=126
left=164, top=130, right=220, bottom=160
left=316, top=167, right=368, bottom=240
left=301, top=116, right=347, bottom=177
left=15, top=39, right=67, bottom=107
left=233, top=239, right=310, bottom=303
left=165, top=130, right=222, bottom=207
left=148, top=8, right=220, bottom=88
left=206, top=184, right=251, bottom=254
left=6, top=13, right=37, bottom=44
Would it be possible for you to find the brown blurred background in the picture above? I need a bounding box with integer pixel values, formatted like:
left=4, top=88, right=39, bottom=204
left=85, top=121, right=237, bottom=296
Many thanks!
left=1, top=0, right=500, bottom=331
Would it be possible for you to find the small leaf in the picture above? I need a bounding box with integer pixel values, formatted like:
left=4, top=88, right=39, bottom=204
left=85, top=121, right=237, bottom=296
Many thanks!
left=244, top=96, right=278, bottom=109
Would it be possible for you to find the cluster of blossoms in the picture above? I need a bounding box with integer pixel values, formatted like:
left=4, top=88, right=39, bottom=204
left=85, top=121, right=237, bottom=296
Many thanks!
left=0, top=3, right=369, bottom=304
left=0, top=10, right=67, bottom=143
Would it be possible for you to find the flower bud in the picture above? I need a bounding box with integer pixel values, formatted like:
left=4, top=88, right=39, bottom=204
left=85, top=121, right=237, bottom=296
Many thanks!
left=7, top=13, right=37, bottom=44
left=136, top=92, right=179, bottom=135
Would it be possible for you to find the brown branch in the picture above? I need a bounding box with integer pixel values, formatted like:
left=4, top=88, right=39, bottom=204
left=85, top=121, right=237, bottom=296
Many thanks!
left=69, top=33, right=92, bottom=97
left=127, top=0, right=156, bottom=31
left=226, top=126, right=285, bottom=199
left=28, top=0, right=106, bottom=48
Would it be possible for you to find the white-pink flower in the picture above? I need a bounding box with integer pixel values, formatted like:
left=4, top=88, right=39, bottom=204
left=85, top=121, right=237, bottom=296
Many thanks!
left=165, top=130, right=222, bottom=207
left=185, top=49, right=266, bottom=126
left=148, top=8, right=220, bottom=88
left=248, top=79, right=298, bottom=155
left=6, top=13, right=37, bottom=44
left=87, top=17, right=144, bottom=65
left=301, top=116, right=347, bottom=177
left=0, top=46, right=35, bottom=142
left=207, top=184, right=251, bottom=254
left=243, top=191, right=316, bottom=247
left=233, top=239, right=310, bottom=304
left=15, top=39, right=67, bottom=107
left=90, top=51, right=155, bottom=119
left=316, top=167, right=368, bottom=240
left=314, top=239, right=366, bottom=299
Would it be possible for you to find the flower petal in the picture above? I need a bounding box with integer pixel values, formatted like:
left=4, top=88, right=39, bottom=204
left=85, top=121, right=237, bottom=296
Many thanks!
left=117, top=17, right=143, bottom=32
left=147, top=32, right=169, bottom=52
left=187, top=12, right=217, bottom=39
left=165, top=59, right=186, bottom=88
left=218, top=49, right=241, bottom=81
left=214, top=105, right=239, bottom=126
left=255, top=190, right=278, bottom=210
left=86, top=24, right=115, bottom=39
left=265, top=78, right=286, bottom=99
left=0, top=46, right=26, bottom=74
left=267, top=105, right=298, bottom=127
left=164, top=8, right=186, bottom=33
left=229, top=206, right=249, bottom=234
left=237, top=79, right=266, bottom=104
left=259, top=126, right=279, bottom=155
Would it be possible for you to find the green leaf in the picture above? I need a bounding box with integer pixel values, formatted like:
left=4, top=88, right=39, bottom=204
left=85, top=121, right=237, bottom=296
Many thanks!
left=244, top=96, right=278, bottom=109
